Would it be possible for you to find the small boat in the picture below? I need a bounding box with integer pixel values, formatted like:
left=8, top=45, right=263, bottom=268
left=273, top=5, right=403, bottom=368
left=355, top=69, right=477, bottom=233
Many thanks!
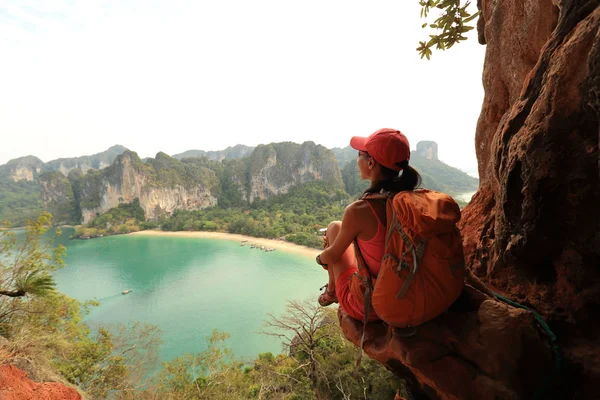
left=250, top=244, right=255, bottom=249
left=122, top=289, right=132, bottom=295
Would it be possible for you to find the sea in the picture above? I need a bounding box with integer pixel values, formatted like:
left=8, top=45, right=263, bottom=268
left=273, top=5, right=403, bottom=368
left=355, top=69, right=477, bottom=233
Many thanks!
left=47, top=229, right=324, bottom=363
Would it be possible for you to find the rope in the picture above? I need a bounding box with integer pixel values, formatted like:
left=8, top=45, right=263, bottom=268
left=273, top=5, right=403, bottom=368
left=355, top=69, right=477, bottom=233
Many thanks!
left=493, top=292, right=562, bottom=400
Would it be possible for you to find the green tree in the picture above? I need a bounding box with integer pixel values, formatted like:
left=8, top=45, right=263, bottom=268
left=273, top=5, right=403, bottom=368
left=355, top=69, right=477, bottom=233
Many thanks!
left=0, top=212, right=63, bottom=307
left=159, top=330, right=248, bottom=399
left=262, top=300, right=336, bottom=389
left=341, top=161, right=369, bottom=198
left=261, top=301, right=400, bottom=399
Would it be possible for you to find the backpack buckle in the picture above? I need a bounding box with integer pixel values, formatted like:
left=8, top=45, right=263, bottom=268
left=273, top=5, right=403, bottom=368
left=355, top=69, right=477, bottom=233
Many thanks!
left=399, top=261, right=411, bottom=272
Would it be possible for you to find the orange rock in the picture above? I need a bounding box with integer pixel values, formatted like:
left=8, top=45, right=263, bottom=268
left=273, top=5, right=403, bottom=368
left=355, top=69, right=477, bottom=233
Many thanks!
left=339, top=286, right=553, bottom=400
left=0, top=365, right=81, bottom=400
left=457, top=0, right=600, bottom=396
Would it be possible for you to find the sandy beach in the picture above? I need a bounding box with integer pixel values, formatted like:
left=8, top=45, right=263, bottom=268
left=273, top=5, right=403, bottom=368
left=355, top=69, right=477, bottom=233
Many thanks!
left=130, top=230, right=321, bottom=257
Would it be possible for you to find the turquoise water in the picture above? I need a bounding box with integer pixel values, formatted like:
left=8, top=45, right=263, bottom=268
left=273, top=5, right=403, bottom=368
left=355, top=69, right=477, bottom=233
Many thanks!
left=48, top=229, right=324, bottom=363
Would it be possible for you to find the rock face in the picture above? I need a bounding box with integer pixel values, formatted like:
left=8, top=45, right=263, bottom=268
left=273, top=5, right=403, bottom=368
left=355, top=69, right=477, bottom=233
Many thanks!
left=79, top=151, right=218, bottom=223
left=415, top=141, right=438, bottom=161
left=3, top=156, right=44, bottom=182
left=457, top=0, right=599, bottom=396
left=38, top=172, right=78, bottom=225
left=339, top=286, right=554, bottom=400
left=339, top=1, right=599, bottom=398
left=243, top=142, right=344, bottom=202
left=0, top=365, right=81, bottom=400
left=1, top=146, right=127, bottom=182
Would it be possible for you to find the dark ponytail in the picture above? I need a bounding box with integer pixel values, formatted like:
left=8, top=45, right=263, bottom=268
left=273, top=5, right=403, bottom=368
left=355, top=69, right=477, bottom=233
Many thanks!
left=363, top=159, right=422, bottom=196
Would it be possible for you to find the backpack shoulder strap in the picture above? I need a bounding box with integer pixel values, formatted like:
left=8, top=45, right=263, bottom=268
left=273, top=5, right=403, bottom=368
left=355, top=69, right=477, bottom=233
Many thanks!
left=360, top=189, right=394, bottom=201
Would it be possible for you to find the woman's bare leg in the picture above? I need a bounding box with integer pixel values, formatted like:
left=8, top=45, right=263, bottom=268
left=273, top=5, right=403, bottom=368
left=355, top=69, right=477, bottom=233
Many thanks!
left=323, top=221, right=356, bottom=293
left=322, top=221, right=339, bottom=293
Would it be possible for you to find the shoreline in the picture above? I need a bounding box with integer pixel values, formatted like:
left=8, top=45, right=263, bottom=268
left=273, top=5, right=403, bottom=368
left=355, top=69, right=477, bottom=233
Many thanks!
left=129, top=230, right=320, bottom=257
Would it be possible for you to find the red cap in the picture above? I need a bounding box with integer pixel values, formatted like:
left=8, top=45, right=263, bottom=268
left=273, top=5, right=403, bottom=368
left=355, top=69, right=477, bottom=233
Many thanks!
left=350, top=128, right=411, bottom=171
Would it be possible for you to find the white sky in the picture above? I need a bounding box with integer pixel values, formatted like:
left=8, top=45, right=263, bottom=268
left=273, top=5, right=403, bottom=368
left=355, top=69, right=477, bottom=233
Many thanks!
left=0, top=0, right=485, bottom=171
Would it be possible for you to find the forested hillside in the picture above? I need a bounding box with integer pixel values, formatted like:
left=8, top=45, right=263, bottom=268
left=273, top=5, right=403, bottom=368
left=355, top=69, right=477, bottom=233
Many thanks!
left=2, top=141, right=477, bottom=230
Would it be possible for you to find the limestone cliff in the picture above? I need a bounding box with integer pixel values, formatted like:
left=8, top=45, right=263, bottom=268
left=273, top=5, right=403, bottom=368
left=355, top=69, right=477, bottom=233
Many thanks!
left=38, top=171, right=78, bottom=225
left=1, top=156, right=44, bottom=182
left=79, top=151, right=218, bottom=223
left=240, top=142, right=344, bottom=203
left=0, top=147, right=127, bottom=225
left=0, top=145, right=126, bottom=181
left=415, top=141, right=438, bottom=161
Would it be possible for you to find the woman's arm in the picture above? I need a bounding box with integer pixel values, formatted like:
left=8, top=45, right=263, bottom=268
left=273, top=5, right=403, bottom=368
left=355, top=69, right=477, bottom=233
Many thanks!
left=318, top=203, right=362, bottom=265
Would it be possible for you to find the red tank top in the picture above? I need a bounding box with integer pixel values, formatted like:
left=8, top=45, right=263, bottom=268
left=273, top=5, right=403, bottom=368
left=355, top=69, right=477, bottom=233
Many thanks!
left=356, top=200, right=385, bottom=276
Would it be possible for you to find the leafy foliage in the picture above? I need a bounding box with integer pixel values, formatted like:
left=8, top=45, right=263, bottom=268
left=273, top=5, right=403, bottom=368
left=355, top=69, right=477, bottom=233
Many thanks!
left=74, top=198, right=145, bottom=238
left=417, top=0, right=480, bottom=59
left=161, top=181, right=347, bottom=248
left=158, top=330, right=249, bottom=400
left=331, top=146, right=358, bottom=169
left=341, top=159, right=370, bottom=199
left=153, top=304, right=400, bottom=400
left=0, top=212, right=64, bottom=305
left=0, top=178, right=44, bottom=226
left=14, top=269, right=56, bottom=296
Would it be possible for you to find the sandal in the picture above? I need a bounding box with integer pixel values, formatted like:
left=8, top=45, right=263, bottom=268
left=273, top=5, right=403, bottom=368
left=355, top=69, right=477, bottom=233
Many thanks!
left=318, top=284, right=338, bottom=306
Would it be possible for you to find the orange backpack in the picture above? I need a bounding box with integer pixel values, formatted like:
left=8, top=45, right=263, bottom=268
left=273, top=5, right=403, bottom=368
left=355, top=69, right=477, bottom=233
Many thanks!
left=350, top=189, right=466, bottom=328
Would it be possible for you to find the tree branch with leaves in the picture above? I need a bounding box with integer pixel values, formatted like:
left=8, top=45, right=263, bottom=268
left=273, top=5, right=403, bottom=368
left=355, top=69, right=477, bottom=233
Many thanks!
left=417, top=0, right=480, bottom=59
left=0, top=212, right=64, bottom=325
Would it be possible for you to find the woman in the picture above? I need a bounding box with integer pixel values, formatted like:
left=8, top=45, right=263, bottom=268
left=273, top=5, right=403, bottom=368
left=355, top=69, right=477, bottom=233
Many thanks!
left=315, top=128, right=421, bottom=322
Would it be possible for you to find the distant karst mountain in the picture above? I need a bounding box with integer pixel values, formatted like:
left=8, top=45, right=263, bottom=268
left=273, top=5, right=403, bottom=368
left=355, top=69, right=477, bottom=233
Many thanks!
left=239, top=141, right=343, bottom=202
left=172, top=144, right=254, bottom=161
left=45, top=145, right=128, bottom=176
left=0, top=146, right=129, bottom=225
left=0, top=145, right=129, bottom=183
left=331, top=146, right=357, bottom=168
left=76, top=151, right=219, bottom=223
left=0, top=140, right=478, bottom=225
left=415, top=141, right=438, bottom=160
